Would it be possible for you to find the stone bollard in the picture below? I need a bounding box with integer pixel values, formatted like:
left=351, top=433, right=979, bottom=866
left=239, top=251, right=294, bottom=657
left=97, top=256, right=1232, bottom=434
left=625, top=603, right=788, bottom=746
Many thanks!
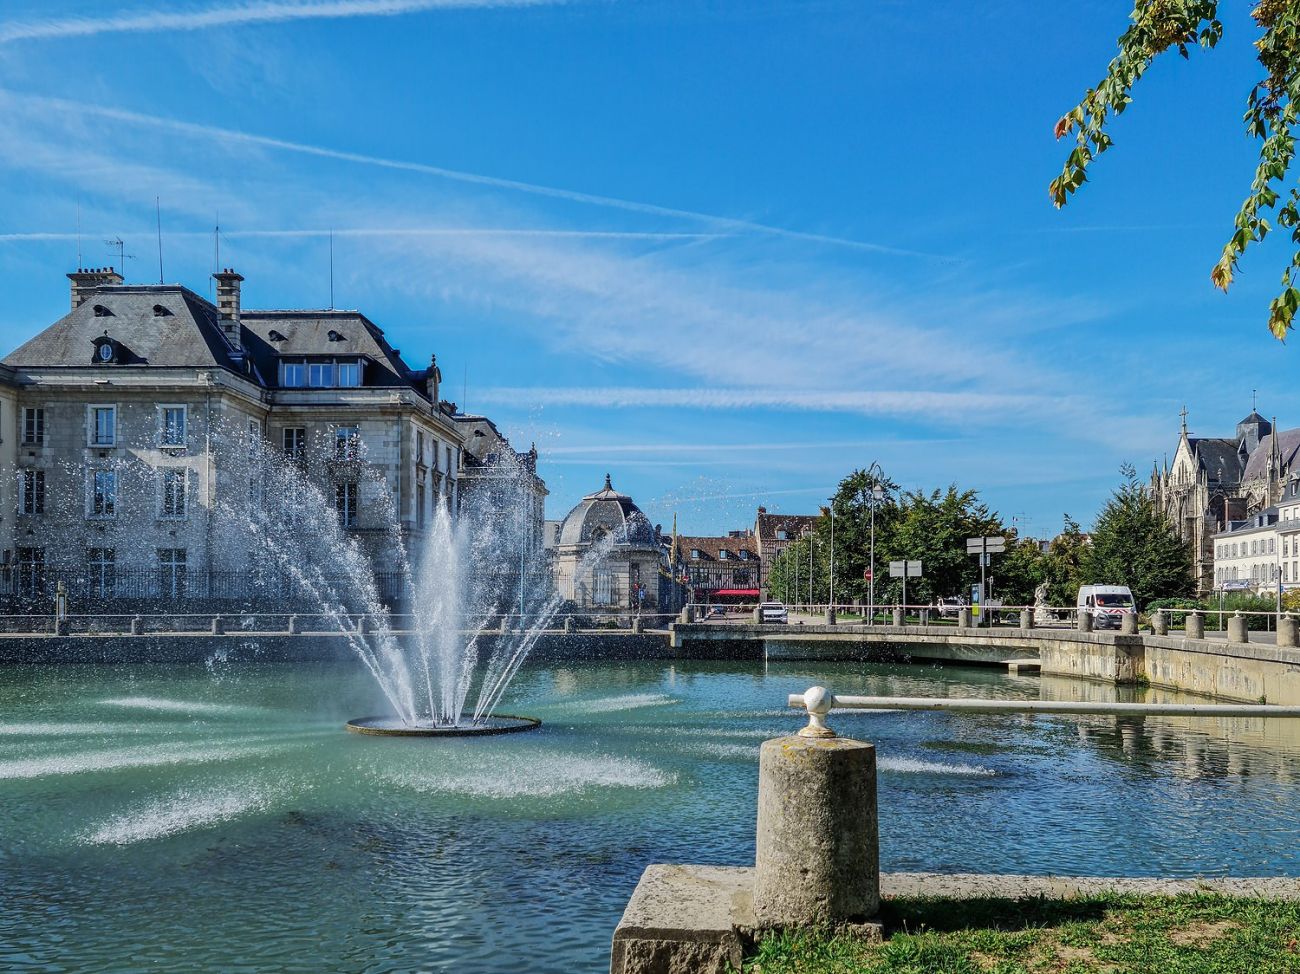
left=957, top=607, right=972, bottom=629
left=357, top=615, right=370, bottom=636
left=680, top=604, right=695, bottom=624
left=892, top=606, right=903, bottom=627
left=288, top=614, right=300, bottom=635
left=55, top=618, right=69, bottom=636
left=753, top=605, right=764, bottom=624
left=499, top=614, right=509, bottom=633
left=754, top=734, right=880, bottom=927
left=1077, top=611, right=1093, bottom=633
left=1121, top=612, right=1138, bottom=635
left=632, top=616, right=643, bottom=634
left=1186, top=611, right=1204, bottom=640
left=130, top=615, right=143, bottom=636
left=1228, top=612, right=1249, bottom=644
left=211, top=615, right=224, bottom=635
left=563, top=615, right=576, bottom=634
left=825, top=606, right=837, bottom=626
left=919, top=608, right=930, bottom=626
left=1152, top=610, right=1168, bottom=636
left=1279, top=613, right=1298, bottom=648
left=1019, top=608, right=1031, bottom=631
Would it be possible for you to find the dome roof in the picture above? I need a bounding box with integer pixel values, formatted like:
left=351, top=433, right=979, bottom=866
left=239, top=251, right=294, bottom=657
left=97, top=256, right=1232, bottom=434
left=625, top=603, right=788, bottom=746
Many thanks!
left=557, top=474, right=657, bottom=547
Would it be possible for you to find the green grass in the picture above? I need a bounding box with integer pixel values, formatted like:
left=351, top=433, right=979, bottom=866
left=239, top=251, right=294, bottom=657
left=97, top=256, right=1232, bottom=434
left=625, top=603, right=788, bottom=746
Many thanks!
left=741, top=894, right=1300, bottom=973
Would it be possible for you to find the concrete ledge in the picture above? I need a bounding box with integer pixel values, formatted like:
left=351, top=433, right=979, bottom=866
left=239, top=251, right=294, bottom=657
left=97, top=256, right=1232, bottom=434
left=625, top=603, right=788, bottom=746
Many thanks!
left=613, top=867, right=1300, bottom=972
left=610, top=865, right=754, bottom=974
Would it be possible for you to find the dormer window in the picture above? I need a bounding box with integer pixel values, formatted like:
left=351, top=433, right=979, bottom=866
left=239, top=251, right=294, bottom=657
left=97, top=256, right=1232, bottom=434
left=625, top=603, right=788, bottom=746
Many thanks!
left=93, top=304, right=113, bottom=317
left=719, top=549, right=730, bottom=560
left=691, top=549, right=700, bottom=559
left=152, top=304, right=172, bottom=317
left=268, top=330, right=287, bottom=342
left=327, top=329, right=345, bottom=342
left=91, top=335, right=117, bottom=364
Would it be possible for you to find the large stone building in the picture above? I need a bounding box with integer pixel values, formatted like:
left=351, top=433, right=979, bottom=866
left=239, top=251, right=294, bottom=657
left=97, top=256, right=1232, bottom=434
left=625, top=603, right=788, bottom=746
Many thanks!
left=1213, top=477, right=1300, bottom=595
left=547, top=475, right=667, bottom=610
left=1150, top=408, right=1300, bottom=593
left=0, top=266, right=538, bottom=606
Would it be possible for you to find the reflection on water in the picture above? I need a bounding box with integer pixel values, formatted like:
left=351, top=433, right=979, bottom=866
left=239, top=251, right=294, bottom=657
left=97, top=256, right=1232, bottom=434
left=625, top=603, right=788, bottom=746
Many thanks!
left=2, top=657, right=1300, bottom=973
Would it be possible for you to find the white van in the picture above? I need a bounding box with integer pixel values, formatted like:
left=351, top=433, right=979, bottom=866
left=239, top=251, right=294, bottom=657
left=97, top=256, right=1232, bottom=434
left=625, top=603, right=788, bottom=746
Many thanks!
left=759, top=602, right=788, bottom=624
left=1077, top=585, right=1136, bottom=630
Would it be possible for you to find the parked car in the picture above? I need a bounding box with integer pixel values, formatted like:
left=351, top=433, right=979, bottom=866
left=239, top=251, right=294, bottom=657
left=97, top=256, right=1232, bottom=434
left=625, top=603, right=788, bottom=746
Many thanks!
left=707, top=605, right=727, bottom=618
left=1077, top=585, right=1136, bottom=630
left=759, top=602, right=788, bottom=624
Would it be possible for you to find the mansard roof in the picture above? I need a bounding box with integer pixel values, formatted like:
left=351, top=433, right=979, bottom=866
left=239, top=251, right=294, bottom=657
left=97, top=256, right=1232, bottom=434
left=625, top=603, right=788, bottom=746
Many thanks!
left=756, top=511, right=817, bottom=539
left=679, top=534, right=760, bottom=561
left=239, top=310, right=415, bottom=389
left=3, top=285, right=244, bottom=373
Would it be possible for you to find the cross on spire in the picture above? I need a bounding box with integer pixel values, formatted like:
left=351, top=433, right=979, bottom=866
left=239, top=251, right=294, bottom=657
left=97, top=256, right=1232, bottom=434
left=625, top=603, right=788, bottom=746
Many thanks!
left=1179, top=405, right=1188, bottom=436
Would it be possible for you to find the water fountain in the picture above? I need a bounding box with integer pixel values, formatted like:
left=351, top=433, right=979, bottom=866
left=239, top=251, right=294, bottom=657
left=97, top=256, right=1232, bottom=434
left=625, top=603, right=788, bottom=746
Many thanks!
left=223, top=430, right=614, bottom=736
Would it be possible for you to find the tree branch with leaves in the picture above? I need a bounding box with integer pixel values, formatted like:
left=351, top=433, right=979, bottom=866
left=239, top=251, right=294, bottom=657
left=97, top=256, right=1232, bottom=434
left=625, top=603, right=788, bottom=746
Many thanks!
left=1052, top=0, right=1300, bottom=338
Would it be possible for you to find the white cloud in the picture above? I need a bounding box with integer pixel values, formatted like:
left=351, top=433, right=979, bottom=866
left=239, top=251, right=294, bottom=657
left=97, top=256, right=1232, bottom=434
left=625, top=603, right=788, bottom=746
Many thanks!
left=0, top=0, right=566, bottom=45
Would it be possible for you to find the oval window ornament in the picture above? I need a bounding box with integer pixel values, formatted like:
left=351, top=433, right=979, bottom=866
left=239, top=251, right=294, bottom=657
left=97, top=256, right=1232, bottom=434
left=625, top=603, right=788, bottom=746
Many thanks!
left=98, top=343, right=113, bottom=362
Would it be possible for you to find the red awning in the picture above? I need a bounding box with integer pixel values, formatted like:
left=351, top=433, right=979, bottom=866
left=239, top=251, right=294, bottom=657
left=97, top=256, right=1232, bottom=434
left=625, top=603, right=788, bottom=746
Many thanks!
left=713, top=588, right=760, bottom=597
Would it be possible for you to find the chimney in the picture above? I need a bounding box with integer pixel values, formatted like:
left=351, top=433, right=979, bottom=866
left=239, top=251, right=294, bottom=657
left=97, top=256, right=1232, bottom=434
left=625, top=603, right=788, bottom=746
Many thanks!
left=67, top=267, right=123, bottom=311
left=426, top=353, right=441, bottom=404
left=213, top=268, right=244, bottom=351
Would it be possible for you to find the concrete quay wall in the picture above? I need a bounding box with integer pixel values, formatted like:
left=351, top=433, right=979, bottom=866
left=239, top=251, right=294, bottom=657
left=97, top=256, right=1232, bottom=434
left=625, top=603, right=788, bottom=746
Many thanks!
left=673, top=623, right=1300, bottom=705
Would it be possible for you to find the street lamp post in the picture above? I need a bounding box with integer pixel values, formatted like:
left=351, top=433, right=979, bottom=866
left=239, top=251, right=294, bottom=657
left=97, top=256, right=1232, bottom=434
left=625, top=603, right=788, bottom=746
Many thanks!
left=868, top=484, right=884, bottom=626
left=828, top=500, right=836, bottom=611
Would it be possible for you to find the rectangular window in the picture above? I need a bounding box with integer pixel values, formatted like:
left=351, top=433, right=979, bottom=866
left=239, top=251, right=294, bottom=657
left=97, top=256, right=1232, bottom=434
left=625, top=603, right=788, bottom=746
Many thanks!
left=309, top=362, right=335, bottom=388
left=446, top=445, right=453, bottom=473
left=281, top=361, right=306, bottom=387
left=334, top=426, right=360, bottom=460
left=594, top=569, right=612, bottom=605
left=89, top=406, right=116, bottom=446
left=160, top=468, right=187, bottom=518
left=20, top=469, right=44, bottom=515
left=416, top=430, right=425, bottom=465
left=22, top=407, right=44, bottom=446
left=160, top=406, right=186, bottom=447
left=157, top=548, right=187, bottom=598
left=90, top=469, right=117, bottom=518
left=16, top=547, right=45, bottom=597
left=282, top=427, right=306, bottom=460
left=337, top=360, right=361, bottom=387
left=417, top=475, right=427, bottom=529
left=336, top=481, right=358, bottom=527
left=87, top=548, right=115, bottom=598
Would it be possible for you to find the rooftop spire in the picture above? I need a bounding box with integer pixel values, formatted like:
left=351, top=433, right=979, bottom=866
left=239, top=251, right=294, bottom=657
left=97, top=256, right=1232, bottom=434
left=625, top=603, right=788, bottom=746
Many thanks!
left=604, top=472, right=612, bottom=491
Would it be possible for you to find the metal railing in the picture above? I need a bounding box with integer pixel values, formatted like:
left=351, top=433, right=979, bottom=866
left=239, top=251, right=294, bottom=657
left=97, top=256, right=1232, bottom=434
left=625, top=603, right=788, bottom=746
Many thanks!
left=786, top=685, right=1300, bottom=738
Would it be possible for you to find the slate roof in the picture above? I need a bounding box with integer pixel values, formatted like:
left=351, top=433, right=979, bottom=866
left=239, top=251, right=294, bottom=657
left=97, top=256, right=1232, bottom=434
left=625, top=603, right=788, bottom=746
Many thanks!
left=557, top=474, right=657, bottom=547
left=240, top=310, right=418, bottom=389
left=3, top=286, right=244, bottom=373
left=1243, top=429, right=1300, bottom=481
left=1189, top=438, right=1244, bottom=484
left=4, top=284, right=435, bottom=398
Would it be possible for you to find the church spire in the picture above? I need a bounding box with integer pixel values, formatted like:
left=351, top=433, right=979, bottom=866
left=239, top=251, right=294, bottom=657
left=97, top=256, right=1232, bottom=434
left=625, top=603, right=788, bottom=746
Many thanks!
left=1179, top=405, right=1189, bottom=438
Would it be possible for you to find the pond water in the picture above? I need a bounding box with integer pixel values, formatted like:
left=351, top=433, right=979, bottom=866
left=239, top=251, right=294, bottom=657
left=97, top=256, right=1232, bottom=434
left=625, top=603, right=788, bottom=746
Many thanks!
left=3, top=655, right=1300, bottom=973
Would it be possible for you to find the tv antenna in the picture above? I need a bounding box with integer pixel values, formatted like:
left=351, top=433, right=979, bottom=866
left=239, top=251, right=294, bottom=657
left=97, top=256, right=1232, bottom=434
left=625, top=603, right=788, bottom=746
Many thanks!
left=155, top=197, right=165, bottom=284
left=104, top=237, right=135, bottom=274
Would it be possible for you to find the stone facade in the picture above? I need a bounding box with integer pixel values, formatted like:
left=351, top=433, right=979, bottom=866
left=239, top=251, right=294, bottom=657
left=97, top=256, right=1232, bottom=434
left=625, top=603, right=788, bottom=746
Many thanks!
left=0, top=266, right=539, bottom=607
left=549, top=475, right=665, bottom=610
left=1212, top=478, right=1300, bottom=595
left=1150, top=408, right=1300, bottom=594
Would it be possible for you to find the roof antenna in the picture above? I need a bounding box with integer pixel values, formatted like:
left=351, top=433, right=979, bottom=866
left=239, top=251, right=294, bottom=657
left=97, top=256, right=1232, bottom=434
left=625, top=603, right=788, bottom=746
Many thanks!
left=155, top=197, right=164, bottom=284
left=104, top=237, right=134, bottom=277
left=211, top=212, right=220, bottom=298
left=329, top=228, right=335, bottom=310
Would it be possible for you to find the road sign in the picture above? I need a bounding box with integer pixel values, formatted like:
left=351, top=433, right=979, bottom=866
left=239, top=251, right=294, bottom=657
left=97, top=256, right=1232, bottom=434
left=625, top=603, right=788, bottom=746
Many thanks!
left=907, top=560, right=922, bottom=577
left=889, top=560, right=905, bottom=577
left=890, top=560, right=923, bottom=577
left=966, top=536, right=1005, bottom=554
left=863, top=569, right=872, bottom=581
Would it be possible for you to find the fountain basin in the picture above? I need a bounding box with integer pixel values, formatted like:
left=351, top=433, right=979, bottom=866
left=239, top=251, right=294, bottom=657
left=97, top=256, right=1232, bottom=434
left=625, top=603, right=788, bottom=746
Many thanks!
left=345, top=714, right=541, bottom=737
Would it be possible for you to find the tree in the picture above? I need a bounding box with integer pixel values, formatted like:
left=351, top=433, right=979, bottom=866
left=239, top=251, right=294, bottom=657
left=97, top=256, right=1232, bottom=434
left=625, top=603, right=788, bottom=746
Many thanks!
left=1084, top=465, right=1196, bottom=608
left=886, top=485, right=1002, bottom=605
left=1042, top=516, right=1088, bottom=608
left=995, top=534, right=1048, bottom=607
left=1052, top=2, right=1300, bottom=338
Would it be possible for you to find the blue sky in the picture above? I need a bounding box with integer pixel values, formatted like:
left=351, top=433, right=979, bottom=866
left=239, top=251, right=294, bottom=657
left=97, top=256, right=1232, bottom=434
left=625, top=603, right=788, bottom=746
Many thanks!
left=0, top=0, right=1294, bottom=538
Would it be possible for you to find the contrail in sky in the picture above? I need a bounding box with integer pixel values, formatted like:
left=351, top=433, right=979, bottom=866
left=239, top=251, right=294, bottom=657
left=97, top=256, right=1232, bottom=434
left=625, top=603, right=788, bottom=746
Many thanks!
left=0, top=90, right=938, bottom=258
left=0, top=0, right=562, bottom=45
